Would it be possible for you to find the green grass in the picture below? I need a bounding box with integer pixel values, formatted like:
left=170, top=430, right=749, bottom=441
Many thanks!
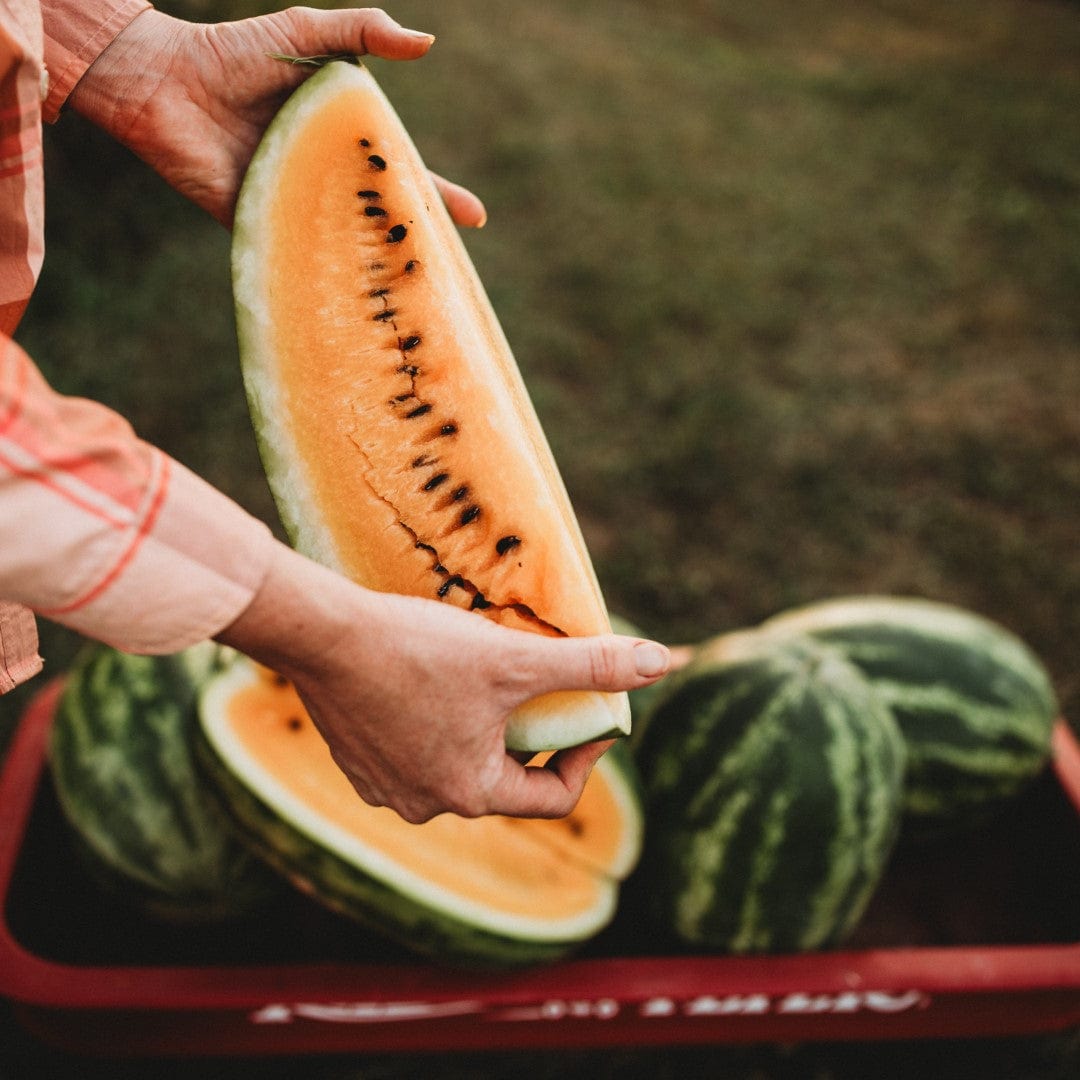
left=14, top=0, right=1080, bottom=708
left=2, top=0, right=1079, bottom=1075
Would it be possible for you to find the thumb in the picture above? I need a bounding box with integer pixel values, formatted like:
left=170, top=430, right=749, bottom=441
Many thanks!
left=521, top=633, right=672, bottom=699
left=267, top=7, right=436, bottom=63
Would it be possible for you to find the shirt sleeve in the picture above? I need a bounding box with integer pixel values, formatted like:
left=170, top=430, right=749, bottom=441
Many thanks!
left=40, top=0, right=151, bottom=123
left=0, top=333, right=276, bottom=654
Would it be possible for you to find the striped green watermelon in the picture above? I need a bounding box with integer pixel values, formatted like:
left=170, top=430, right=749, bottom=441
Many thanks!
left=48, top=643, right=281, bottom=923
left=754, top=596, right=1060, bottom=836
left=633, top=632, right=905, bottom=954
left=195, top=654, right=644, bottom=968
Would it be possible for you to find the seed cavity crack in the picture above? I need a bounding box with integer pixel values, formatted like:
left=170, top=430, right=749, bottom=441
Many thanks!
left=345, top=439, right=564, bottom=635
left=397, top=520, right=567, bottom=636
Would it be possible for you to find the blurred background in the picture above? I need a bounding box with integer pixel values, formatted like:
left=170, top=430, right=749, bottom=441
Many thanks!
left=1, top=0, right=1078, bottom=1076
left=13, top=0, right=1080, bottom=714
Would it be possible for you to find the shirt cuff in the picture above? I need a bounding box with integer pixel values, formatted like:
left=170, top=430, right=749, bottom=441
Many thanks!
left=44, top=457, right=278, bottom=655
left=0, top=602, right=43, bottom=694
left=41, top=0, right=153, bottom=123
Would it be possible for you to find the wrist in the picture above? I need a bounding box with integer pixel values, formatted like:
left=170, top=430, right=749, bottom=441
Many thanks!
left=214, top=542, right=364, bottom=681
left=67, top=8, right=178, bottom=139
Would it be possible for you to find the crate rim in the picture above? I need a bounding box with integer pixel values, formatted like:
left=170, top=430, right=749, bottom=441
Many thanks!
left=2, top=678, right=1078, bottom=1023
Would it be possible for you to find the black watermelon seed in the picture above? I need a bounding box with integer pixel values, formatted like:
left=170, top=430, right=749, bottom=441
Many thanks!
left=495, top=536, right=521, bottom=556
left=369, top=288, right=390, bottom=298
left=415, top=540, right=437, bottom=555
left=412, top=453, right=436, bottom=468
left=373, top=309, right=397, bottom=322
left=405, top=403, right=433, bottom=419
left=394, top=392, right=415, bottom=403
left=387, top=224, right=408, bottom=243
left=356, top=189, right=380, bottom=198
left=400, top=335, right=422, bottom=351
left=405, top=260, right=418, bottom=273
left=439, top=423, right=458, bottom=436
left=460, top=505, right=481, bottom=526
left=398, top=363, right=420, bottom=377
left=359, top=138, right=371, bottom=147
left=437, top=575, right=464, bottom=598
left=364, top=205, right=388, bottom=217
left=287, top=716, right=303, bottom=731
left=423, top=472, right=450, bottom=491
left=470, top=594, right=493, bottom=611
left=368, top=154, right=387, bottom=170
left=450, top=486, right=468, bottom=502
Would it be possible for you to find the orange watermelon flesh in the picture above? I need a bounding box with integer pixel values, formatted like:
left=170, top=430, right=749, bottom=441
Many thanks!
left=198, top=658, right=640, bottom=949
left=232, top=60, right=628, bottom=751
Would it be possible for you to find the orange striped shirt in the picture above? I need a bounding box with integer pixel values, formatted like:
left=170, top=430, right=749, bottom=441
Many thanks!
left=0, top=0, right=274, bottom=692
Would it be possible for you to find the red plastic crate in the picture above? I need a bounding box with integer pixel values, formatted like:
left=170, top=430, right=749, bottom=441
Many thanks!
left=1, top=678, right=1078, bottom=1058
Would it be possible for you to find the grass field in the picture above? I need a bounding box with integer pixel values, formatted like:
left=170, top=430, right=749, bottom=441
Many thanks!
left=2, top=0, right=1078, bottom=1076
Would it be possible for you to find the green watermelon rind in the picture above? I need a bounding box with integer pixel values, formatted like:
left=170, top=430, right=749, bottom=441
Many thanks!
left=754, top=595, right=1059, bottom=835
left=590, top=736, right=646, bottom=882
left=47, top=644, right=281, bottom=923
left=194, top=727, right=592, bottom=969
left=634, top=635, right=906, bottom=954
left=61, top=817, right=274, bottom=926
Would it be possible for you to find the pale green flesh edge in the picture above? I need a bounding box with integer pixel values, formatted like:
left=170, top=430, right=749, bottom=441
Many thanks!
left=232, top=64, right=343, bottom=570
left=232, top=61, right=627, bottom=752
left=504, top=691, right=631, bottom=752
left=198, top=659, right=635, bottom=946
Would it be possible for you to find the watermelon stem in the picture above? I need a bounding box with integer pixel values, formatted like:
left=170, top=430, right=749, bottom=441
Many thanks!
left=267, top=53, right=361, bottom=68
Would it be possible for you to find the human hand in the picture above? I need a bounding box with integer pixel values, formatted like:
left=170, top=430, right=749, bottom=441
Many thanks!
left=69, top=6, right=486, bottom=229
left=216, top=543, right=671, bottom=824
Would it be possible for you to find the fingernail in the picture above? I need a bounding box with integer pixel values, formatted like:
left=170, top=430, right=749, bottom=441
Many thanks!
left=404, top=28, right=436, bottom=43
left=633, top=641, right=669, bottom=679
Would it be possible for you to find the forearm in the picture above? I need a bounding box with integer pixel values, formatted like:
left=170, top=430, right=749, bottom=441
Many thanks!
left=214, top=542, right=361, bottom=678
left=0, top=337, right=275, bottom=653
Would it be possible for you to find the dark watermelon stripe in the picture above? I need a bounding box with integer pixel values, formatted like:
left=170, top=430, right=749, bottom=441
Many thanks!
left=678, top=749, right=794, bottom=950
left=640, top=642, right=842, bottom=805
left=754, top=597, right=1058, bottom=836
left=823, top=682, right=905, bottom=945
left=816, top=625, right=1055, bottom=716
left=640, top=663, right=789, bottom=806
left=58, top=653, right=208, bottom=869
left=891, top=703, right=1052, bottom=756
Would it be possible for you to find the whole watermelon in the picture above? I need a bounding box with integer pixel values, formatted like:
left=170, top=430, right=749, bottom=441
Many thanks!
left=48, top=643, right=281, bottom=923
left=755, top=596, right=1060, bottom=837
left=633, top=633, right=905, bottom=954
